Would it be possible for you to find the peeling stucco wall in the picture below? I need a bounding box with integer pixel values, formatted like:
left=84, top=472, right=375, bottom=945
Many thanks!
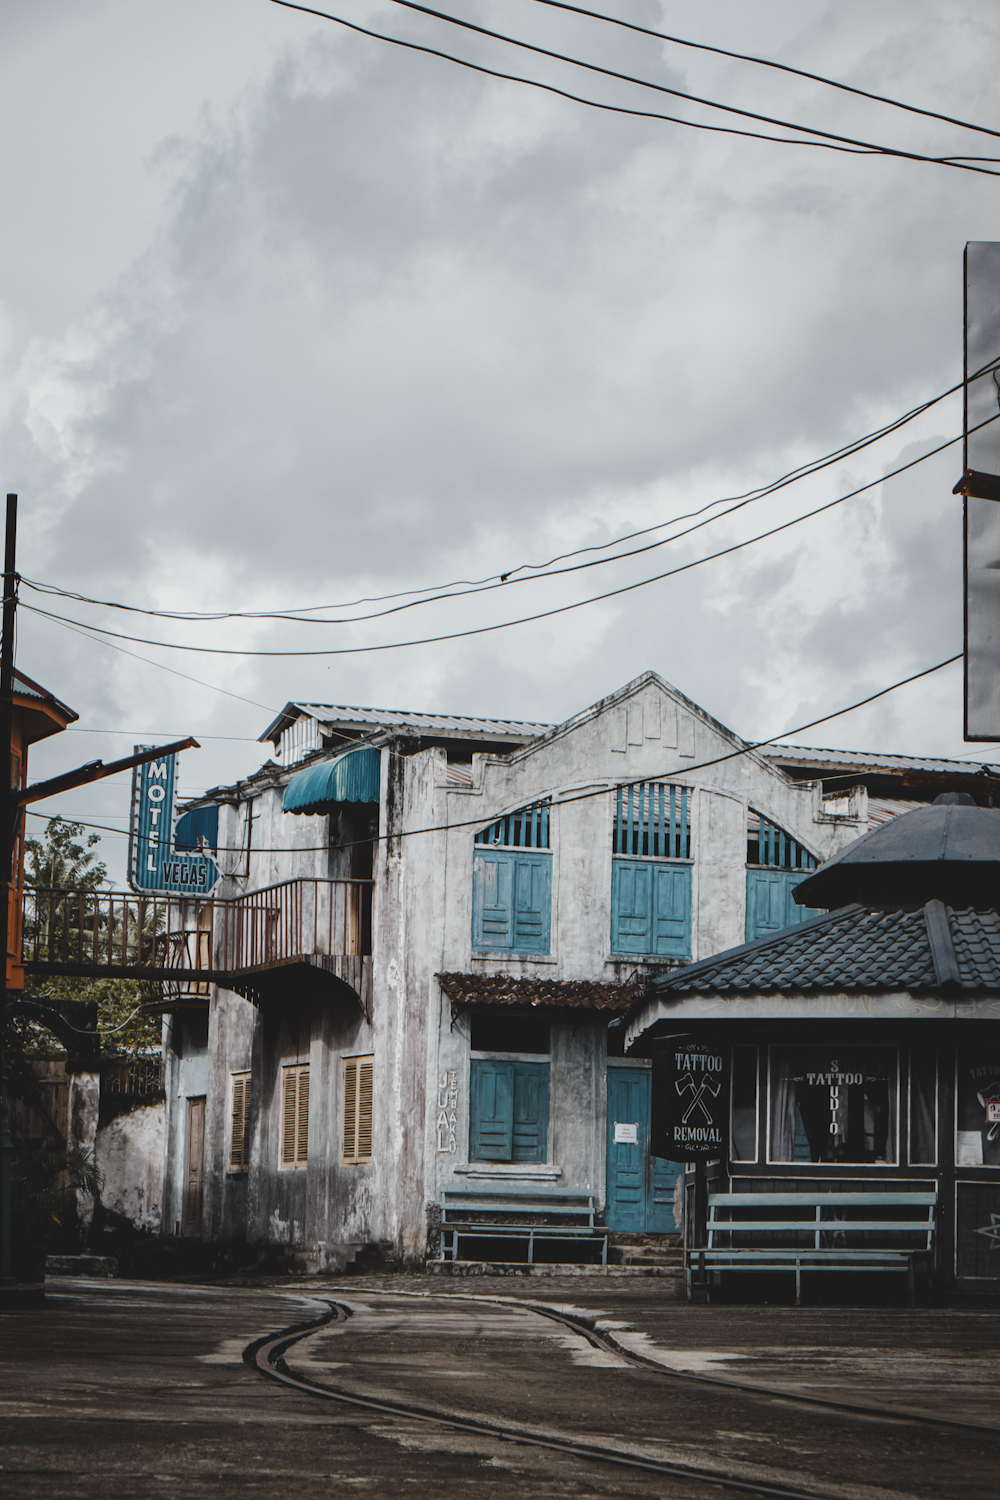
left=96, top=1102, right=165, bottom=1234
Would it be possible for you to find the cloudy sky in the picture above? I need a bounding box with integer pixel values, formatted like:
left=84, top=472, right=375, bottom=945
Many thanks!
left=2, top=0, right=999, bottom=881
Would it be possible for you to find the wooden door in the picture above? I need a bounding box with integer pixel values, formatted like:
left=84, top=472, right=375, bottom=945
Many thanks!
left=183, top=1096, right=206, bottom=1236
left=606, top=1069, right=682, bottom=1233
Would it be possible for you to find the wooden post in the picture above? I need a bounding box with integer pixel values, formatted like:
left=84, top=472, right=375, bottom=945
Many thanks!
left=693, top=1157, right=708, bottom=1248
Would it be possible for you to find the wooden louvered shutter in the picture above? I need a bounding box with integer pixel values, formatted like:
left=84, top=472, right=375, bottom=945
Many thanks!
left=281, top=1067, right=297, bottom=1166
left=343, top=1055, right=374, bottom=1164
left=357, top=1059, right=373, bottom=1160
left=281, top=1064, right=308, bottom=1168
left=296, top=1067, right=309, bottom=1165
left=342, top=1058, right=357, bottom=1162
left=229, top=1072, right=251, bottom=1172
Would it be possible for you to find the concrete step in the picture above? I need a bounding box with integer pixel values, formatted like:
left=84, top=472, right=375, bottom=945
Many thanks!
left=426, top=1260, right=682, bottom=1278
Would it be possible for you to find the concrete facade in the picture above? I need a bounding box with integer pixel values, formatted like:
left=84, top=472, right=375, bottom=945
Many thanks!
left=95, top=1103, right=165, bottom=1236
left=159, top=672, right=885, bottom=1267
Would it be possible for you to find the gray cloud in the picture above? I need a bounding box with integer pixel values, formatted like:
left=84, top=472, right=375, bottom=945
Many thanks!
left=3, top=0, right=1000, bottom=878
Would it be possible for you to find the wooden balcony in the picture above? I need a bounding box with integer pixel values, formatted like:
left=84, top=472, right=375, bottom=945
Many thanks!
left=21, top=878, right=373, bottom=1015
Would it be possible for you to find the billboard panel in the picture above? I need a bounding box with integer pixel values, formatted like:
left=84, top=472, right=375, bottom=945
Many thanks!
left=964, top=242, right=1000, bottom=740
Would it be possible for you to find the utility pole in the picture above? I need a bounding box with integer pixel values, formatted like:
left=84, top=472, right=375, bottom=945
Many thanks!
left=1, top=493, right=17, bottom=1287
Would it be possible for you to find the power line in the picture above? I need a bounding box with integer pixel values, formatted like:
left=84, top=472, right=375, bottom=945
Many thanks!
left=20, top=361, right=980, bottom=628
left=19, top=417, right=992, bottom=660
left=270, top=0, right=1000, bottom=177
left=527, top=0, right=1000, bottom=145
left=62, top=727, right=264, bottom=742
left=24, top=651, right=965, bottom=862
left=26, top=608, right=279, bottom=712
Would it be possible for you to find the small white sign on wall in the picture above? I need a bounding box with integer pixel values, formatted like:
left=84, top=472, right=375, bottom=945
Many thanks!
left=613, top=1122, right=638, bottom=1144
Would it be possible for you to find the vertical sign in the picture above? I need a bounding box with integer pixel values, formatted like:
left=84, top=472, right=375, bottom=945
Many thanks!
left=963, top=242, right=1000, bottom=740
left=128, top=746, right=219, bottom=895
left=651, top=1038, right=728, bottom=1162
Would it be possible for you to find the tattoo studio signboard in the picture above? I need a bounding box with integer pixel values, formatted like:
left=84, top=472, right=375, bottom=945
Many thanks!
left=128, top=747, right=219, bottom=896
left=651, top=1039, right=729, bottom=1162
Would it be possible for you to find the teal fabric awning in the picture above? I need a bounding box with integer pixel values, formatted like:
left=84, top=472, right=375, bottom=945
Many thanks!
left=282, top=746, right=380, bottom=815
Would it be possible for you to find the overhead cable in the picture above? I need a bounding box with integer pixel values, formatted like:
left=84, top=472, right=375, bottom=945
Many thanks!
left=528, top=0, right=1000, bottom=145
left=269, top=0, right=1000, bottom=176
left=25, top=651, right=964, bottom=860
left=20, top=358, right=985, bottom=628
left=19, top=415, right=996, bottom=659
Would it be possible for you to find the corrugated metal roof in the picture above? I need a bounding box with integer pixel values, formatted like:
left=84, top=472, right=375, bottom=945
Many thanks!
left=767, top=745, right=999, bottom=776
left=261, top=701, right=552, bottom=746
left=867, top=797, right=926, bottom=827
left=13, top=668, right=78, bottom=723
left=648, top=902, right=1000, bottom=995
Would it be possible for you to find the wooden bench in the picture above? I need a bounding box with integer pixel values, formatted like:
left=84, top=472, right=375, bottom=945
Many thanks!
left=686, top=1191, right=936, bottom=1306
left=439, top=1188, right=608, bottom=1266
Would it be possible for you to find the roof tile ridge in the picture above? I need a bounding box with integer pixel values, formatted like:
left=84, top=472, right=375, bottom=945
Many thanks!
left=925, top=899, right=961, bottom=987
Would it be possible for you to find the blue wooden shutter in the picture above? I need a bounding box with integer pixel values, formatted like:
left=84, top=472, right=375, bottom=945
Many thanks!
left=784, top=872, right=824, bottom=928
left=511, top=1063, right=549, bottom=1162
left=473, top=849, right=513, bottom=950
left=611, top=860, right=652, bottom=955
left=746, top=869, right=788, bottom=941
left=469, top=1061, right=513, bottom=1160
left=512, top=854, right=552, bottom=954
left=652, top=864, right=692, bottom=957
left=746, top=869, right=824, bottom=942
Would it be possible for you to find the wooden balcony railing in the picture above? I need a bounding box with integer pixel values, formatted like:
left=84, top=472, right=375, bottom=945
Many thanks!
left=21, top=878, right=373, bottom=982
left=215, top=878, right=372, bottom=972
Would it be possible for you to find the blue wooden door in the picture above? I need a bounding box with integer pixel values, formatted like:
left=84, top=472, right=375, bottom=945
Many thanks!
left=606, top=1069, right=682, bottom=1233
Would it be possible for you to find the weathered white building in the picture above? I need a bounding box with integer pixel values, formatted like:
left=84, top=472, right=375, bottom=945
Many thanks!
left=159, top=672, right=989, bottom=1269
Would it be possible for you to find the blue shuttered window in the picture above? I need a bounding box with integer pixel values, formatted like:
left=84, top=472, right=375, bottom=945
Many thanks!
left=745, top=811, right=823, bottom=942
left=611, top=782, right=692, bottom=959
left=473, top=801, right=552, bottom=955
left=611, top=860, right=692, bottom=957
left=469, top=1060, right=549, bottom=1163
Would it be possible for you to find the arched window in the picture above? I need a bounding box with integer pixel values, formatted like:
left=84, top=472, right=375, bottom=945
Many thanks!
left=745, top=812, right=823, bottom=942
left=472, top=801, right=552, bottom=955
left=610, top=782, right=692, bottom=959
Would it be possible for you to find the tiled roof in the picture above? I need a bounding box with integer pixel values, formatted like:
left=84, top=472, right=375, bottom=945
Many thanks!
left=437, top=972, right=639, bottom=1012
left=649, top=903, right=1000, bottom=996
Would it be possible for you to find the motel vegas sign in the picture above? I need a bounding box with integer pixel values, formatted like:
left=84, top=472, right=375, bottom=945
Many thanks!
left=128, top=746, right=219, bottom=896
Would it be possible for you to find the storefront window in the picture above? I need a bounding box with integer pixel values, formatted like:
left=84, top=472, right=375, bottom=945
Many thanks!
left=956, top=1048, right=1000, bottom=1168
left=909, top=1047, right=937, bottom=1166
left=768, top=1046, right=897, bottom=1165
left=730, top=1046, right=758, bottom=1162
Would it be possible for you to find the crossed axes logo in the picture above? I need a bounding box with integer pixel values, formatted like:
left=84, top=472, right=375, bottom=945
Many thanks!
left=675, top=1072, right=721, bottom=1125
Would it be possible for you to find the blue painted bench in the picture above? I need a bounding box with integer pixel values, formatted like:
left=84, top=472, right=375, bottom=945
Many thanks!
left=439, top=1188, right=608, bottom=1266
left=687, top=1191, right=937, bottom=1305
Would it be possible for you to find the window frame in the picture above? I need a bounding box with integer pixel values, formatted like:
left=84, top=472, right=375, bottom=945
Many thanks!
left=279, top=1062, right=310, bottom=1171
left=228, top=1070, right=252, bottom=1174
left=765, top=1044, right=900, bottom=1168
left=471, top=807, right=554, bottom=958
left=469, top=1057, right=550, bottom=1164
left=610, top=857, right=692, bottom=958
left=342, top=1054, right=374, bottom=1166
left=609, top=781, right=693, bottom=959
